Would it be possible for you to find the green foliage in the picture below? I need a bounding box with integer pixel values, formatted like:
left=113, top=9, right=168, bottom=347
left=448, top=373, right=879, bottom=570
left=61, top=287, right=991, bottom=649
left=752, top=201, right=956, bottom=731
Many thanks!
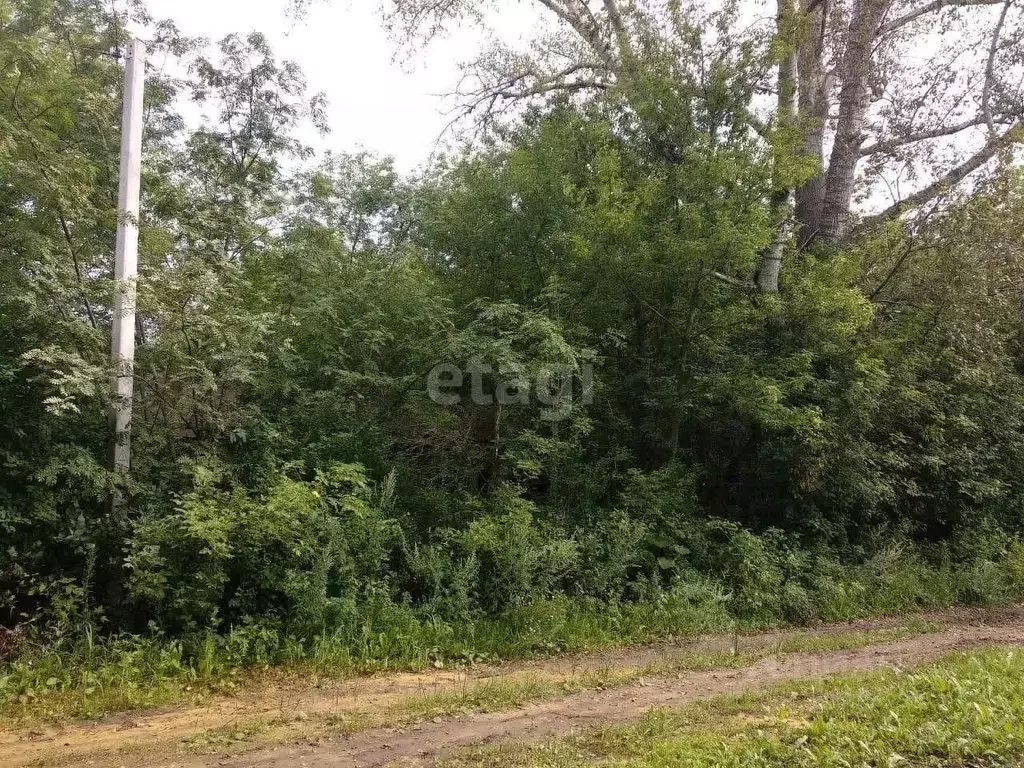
left=4, top=0, right=1024, bottom=731
left=127, top=463, right=400, bottom=636
left=456, top=490, right=580, bottom=612
left=478, top=647, right=1024, bottom=768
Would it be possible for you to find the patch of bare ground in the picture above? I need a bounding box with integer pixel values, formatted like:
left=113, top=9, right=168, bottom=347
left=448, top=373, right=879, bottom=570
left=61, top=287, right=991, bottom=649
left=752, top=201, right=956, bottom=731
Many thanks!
left=4, top=604, right=1023, bottom=768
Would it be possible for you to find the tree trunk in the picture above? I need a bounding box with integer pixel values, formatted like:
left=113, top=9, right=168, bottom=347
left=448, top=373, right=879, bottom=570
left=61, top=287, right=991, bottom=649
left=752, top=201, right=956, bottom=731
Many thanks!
left=794, top=0, right=830, bottom=246
left=758, top=0, right=799, bottom=292
left=817, top=0, right=891, bottom=244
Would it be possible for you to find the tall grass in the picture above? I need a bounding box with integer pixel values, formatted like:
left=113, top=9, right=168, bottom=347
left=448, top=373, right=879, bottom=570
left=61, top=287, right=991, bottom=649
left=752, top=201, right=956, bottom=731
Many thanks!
left=475, top=648, right=1024, bottom=768
left=3, top=544, right=1023, bottom=724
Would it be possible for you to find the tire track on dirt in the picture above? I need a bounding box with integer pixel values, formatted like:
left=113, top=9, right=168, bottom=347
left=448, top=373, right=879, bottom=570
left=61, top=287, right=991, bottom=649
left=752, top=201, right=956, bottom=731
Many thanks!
left=168, top=613, right=1024, bottom=768
left=5, top=606, right=1022, bottom=768
left=0, top=610, right=939, bottom=768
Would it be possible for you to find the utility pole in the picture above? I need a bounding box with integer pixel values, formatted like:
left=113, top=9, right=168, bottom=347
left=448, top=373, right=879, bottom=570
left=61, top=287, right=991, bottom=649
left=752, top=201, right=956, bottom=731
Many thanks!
left=111, top=39, right=145, bottom=474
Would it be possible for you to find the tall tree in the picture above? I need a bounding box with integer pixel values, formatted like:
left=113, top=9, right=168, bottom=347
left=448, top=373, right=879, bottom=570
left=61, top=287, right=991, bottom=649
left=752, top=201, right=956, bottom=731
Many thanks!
left=367, top=0, right=1024, bottom=291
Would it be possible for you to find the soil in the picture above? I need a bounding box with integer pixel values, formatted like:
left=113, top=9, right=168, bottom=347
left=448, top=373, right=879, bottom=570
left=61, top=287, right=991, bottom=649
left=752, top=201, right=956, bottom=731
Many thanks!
left=4, top=604, right=1024, bottom=768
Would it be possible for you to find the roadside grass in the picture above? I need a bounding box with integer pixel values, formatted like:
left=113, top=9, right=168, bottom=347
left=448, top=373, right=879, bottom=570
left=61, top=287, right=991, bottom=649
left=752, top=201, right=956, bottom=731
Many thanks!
left=390, top=621, right=935, bottom=722
left=1, top=593, right=736, bottom=725
left=439, top=646, right=1024, bottom=768
left=0, top=583, right=948, bottom=728
left=5, top=543, right=1022, bottom=727
left=176, top=621, right=936, bottom=756
left=19, top=621, right=939, bottom=768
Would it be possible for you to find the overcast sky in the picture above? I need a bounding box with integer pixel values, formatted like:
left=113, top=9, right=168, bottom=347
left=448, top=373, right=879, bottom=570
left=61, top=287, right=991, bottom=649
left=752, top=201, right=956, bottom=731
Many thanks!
left=141, top=0, right=537, bottom=172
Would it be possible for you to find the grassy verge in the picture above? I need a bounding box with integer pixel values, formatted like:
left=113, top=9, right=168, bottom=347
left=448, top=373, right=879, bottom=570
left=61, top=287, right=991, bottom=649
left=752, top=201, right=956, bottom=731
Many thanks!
left=441, top=645, right=1024, bottom=768
left=1, top=592, right=737, bottom=724
left=0, top=610, right=934, bottom=730
left=0, top=551, right=1010, bottom=727
left=390, top=622, right=935, bottom=723
left=180, top=622, right=936, bottom=754
left=4, top=622, right=941, bottom=768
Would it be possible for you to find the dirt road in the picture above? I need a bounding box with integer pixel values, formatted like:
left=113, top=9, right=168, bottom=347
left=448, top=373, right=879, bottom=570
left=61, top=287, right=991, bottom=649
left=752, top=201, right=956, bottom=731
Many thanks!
left=6, top=605, right=1024, bottom=768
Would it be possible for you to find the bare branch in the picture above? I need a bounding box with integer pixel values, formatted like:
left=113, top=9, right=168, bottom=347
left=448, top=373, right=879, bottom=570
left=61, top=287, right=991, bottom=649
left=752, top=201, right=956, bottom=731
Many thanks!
left=879, top=0, right=1003, bottom=35
left=860, top=115, right=988, bottom=155
left=385, top=0, right=479, bottom=46
left=537, top=0, right=619, bottom=70
left=983, top=0, right=1012, bottom=135
left=851, top=125, right=1021, bottom=236
left=451, top=55, right=612, bottom=128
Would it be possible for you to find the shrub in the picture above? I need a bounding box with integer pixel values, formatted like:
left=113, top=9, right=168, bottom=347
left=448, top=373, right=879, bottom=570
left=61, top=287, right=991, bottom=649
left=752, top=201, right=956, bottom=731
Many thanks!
left=126, top=463, right=400, bottom=638
left=455, top=488, right=580, bottom=613
left=403, top=542, right=481, bottom=622
left=575, top=510, right=649, bottom=600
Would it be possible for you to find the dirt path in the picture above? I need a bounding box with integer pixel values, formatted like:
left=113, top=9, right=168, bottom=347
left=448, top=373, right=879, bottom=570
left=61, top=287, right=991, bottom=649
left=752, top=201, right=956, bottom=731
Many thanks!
left=5, top=605, right=1024, bottom=768
left=173, top=616, right=1024, bottom=768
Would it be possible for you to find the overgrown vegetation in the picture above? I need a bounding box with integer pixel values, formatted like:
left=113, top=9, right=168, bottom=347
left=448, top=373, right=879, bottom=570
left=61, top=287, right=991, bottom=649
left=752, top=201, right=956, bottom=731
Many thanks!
left=441, top=647, right=1024, bottom=768
left=5, top=619, right=931, bottom=738
left=4, top=0, right=1024, bottom=722
left=174, top=622, right=933, bottom=755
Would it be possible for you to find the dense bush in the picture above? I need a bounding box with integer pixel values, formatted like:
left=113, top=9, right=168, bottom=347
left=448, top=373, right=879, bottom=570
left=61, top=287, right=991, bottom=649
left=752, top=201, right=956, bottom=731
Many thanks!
left=3, top=0, right=1024, bottom=698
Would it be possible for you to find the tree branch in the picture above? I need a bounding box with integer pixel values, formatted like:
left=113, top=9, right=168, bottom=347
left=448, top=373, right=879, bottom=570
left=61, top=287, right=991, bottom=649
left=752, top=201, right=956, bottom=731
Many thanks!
left=602, top=0, right=628, bottom=45
left=455, top=59, right=612, bottom=123
left=983, top=0, right=1011, bottom=135
left=711, top=271, right=756, bottom=289
left=748, top=112, right=771, bottom=138
left=537, top=0, right=618, bottom=70
left=879, top=0, right=1003, bottom=35
left=868, top=242, right=937, bottom=300
left=58, top=214, right=98, bottom=330
left=851, top=126, right=1021, bottom=236
left=860, top=115, right=989, bottom=155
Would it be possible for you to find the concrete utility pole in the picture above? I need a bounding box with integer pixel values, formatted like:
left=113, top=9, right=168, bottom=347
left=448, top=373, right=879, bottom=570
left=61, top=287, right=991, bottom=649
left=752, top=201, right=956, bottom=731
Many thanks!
left=111, top=39, right=145, bottom=473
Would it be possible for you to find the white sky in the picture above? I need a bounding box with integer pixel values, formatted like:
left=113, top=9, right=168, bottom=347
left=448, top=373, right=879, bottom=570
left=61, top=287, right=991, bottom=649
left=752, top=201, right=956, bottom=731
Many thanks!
left=141, top=0, right=538, bottom=172
left=137, top=0, right=1011, bottom=213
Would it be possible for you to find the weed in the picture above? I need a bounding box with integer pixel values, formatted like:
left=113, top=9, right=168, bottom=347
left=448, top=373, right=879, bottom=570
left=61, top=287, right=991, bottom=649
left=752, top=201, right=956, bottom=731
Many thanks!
left=0, top=543, right=1014, bottom=728
left=172, top=622, right=937, bottom=757
left=439, top=646, right=1024, bottom=768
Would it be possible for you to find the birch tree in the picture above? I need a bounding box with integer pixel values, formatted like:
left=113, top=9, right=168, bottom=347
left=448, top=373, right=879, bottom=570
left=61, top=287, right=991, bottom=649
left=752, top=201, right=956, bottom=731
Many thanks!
left=370, top=0, right=1024, bottom=291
